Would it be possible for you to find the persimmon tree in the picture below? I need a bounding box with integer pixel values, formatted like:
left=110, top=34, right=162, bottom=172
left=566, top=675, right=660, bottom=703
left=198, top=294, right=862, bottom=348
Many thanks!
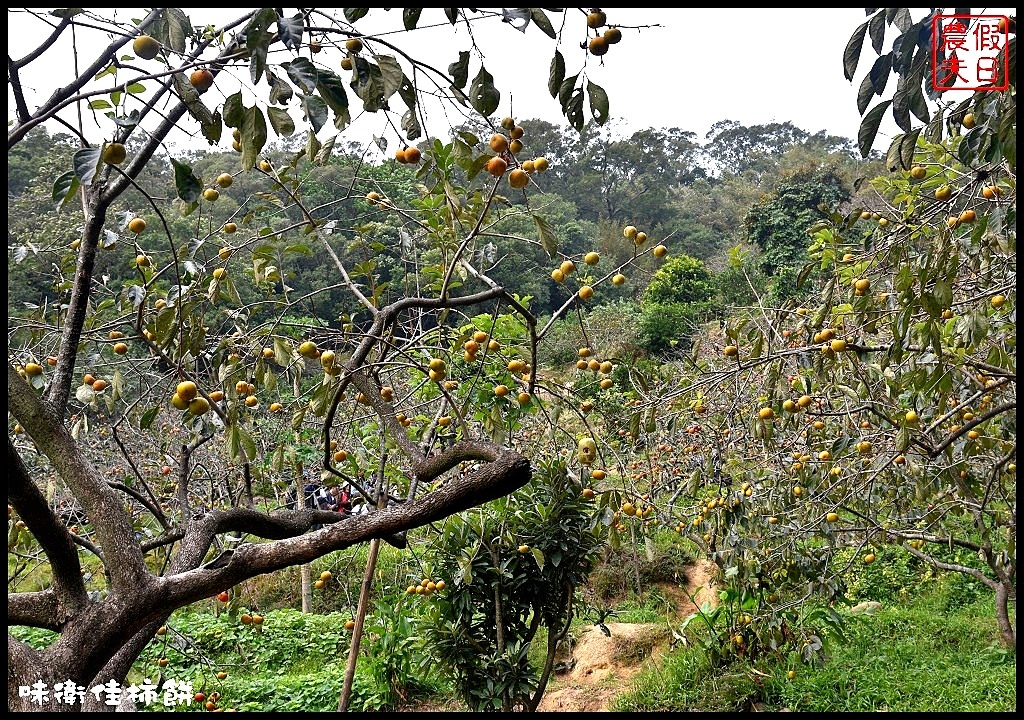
left=6, top=7, right=653, bottom=712
left=576, top=7, right=1015, bottom=659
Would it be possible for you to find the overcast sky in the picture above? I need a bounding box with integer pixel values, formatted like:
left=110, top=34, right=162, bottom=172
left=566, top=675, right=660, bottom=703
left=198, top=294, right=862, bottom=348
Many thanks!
left=7, top=8, right=1013, bottom=155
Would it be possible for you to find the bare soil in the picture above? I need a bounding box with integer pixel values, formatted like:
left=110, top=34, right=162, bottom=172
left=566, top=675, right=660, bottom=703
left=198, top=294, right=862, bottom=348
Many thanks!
left=537, top=559, right=718, bottom=712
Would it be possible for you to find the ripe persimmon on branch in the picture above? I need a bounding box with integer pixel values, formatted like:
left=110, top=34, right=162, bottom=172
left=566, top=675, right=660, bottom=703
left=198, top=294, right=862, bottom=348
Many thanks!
left=7, top=7, right=647, bottom=712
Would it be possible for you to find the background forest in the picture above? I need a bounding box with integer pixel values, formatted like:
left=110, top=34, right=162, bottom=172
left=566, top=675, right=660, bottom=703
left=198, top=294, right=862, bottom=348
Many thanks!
left=9, top=117, right=872, bottom=357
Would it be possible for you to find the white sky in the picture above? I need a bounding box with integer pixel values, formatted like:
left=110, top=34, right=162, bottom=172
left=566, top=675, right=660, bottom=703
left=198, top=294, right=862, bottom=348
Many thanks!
left=7, top=8, right=1013, bottom=156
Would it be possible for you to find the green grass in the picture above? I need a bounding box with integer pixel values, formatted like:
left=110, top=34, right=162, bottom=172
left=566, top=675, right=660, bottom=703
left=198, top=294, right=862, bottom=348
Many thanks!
left=611, top=589, right=1016, bottom=712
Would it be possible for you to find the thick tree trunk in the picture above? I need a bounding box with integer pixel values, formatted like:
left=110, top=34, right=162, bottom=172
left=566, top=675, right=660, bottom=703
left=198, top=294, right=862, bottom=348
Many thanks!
left=994, top=580, right=1016, bottom=649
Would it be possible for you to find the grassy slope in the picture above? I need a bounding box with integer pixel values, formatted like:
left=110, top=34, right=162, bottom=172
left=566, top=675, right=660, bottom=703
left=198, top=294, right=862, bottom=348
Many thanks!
left=613, top=589, right=1016, bottom=712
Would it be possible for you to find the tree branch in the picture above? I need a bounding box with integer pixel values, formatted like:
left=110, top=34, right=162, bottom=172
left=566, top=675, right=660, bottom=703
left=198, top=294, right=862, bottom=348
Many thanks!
left=9, top=363, right=150, bottom=597
left=7, top=9, right=161, bottom=149
left=8, top=437, right=89, bottom=621
left=7, top=590, right=61, bottom=630
left=159, top=446, right=530, bottom=608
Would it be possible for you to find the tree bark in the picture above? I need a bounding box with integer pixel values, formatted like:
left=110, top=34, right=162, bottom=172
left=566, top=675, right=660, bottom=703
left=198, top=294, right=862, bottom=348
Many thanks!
left=301, top=563, right=313, bottom=613
left=338, top=537, right=381, bottom=711
left=994, top=580, right=1016, bottom=649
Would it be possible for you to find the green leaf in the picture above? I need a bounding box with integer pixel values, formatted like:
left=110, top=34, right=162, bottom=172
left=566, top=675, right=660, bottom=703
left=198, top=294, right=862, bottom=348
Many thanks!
left=238, top=426, right=257, bottom=462
left=530, top=9, right=556, bottom=39
left=350, top=57, right=389, bottom=112
left=887, top=7, right=911, bottom=32
left=398, top=71, right=417, bottom=111
left=274, top=337, right=293, bottom=366
left=284, top=57, right=318, bottom=93
left=907, top=73, right=930, bottom=123
left=316, top=68, right=350, bottom=117
left=88, top=99, right=112, bottom=110
left=402, top=8, right=422, bottom=30
left=73, top=147, right=102, bottom=186
left=857, top=100, right=892, bottom=158
left=240, top=106, right=268, bottom=171
left=844, top=21, right=868, bottom=81
left=449, top=50, right=470, bottom=89
left=548, top=51, right=565, bottom=98
left=52, top=170, right=80, bottom=211
left=868, top=52, right=892, bottom=95
left=140, top=407, right=159, bottom=430
left=532, top=213, right=558, bottom=259
left=277, top=12, right=304, bottom=51
left=126, top=82, right=146, bottom=94
left=401, top=108, right=421, bottom=142
left=344, top=8, right=368, bottom=23
left=885, top=133, right=905, bottom=171
left=245, top=8, right=276, bottom=85
left=444, top=8, right=458, bottom=24
left=313, top=134, right=336, bottom=165
left=867, top=9, right=886, bottom=55
left=892, top=74, right=913, bottom=132
left=267, top=107, right=295, bottom=137
left=587, top=80, right=609, bottom=124
left=267, top=70, right=293, bottom=105
left=932, top=279, right=952, bottom=309
left=223, top=91, right=243, bottom=128
left=530, top=547, right=545, bottom=569
left=893, top=24, right=919, bottom=74
left=563, top=88, right=584, bottom=131
left=899, top=127, right=921, bottom=170
left=171, top=158, right=202, bottom=202
left=227, top=425, right=241, bottom=462
left=111, top=110, right=140, bottom=129
left=249, top=41, right=268, bottom=86
left=163, top=8, right=191, bottom=52
left=376, top=55, right=405, bottom=101
left=305, top=129, right=321, bottom=163
left=94, top=64, right=117, bottom=81
left=558, top=73, right=578, bottom=107
left=301, top=95, right=328, bottom=133
left=856, top=73, right=876, bottom=116
left=201, top=110, right=222, bottom=146
left=308, top=380, right=332, bottom=417
left=469, top=65, right=500, bottom=117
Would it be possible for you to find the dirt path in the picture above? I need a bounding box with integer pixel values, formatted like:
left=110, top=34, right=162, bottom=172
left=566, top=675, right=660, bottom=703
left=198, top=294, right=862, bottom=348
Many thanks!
left=537, top=560, right=718, bottom=712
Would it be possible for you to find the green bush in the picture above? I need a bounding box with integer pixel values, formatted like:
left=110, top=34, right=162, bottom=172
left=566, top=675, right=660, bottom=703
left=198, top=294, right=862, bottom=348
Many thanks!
left=417, top=456, right=607, bottom=711
left=840, top=548, right=925, bottom=603
left=537, top=300, right=644, bottom=366
left=637, top=301, right=716, bottom=353
left=643, top=254, right=718, bottom=306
